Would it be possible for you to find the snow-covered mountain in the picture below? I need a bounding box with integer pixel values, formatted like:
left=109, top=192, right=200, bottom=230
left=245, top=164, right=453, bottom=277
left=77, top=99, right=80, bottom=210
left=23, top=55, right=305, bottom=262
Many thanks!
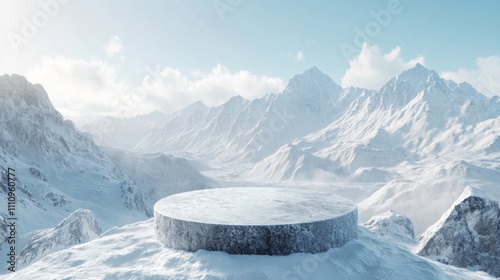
left=249, top=64, right=499, bottom=181
left=103, top=147, right=216, bottom=204
left=0, top=74, right=212, bottom=266
left=3, top=64, right=500, bottom=278
left=241, top=65, right=500, bottom=239
left=16, top=209, right=101, bottom=270
left=417, top=187, right=500, bottom=277
left=81, top=64, right=499, bottom=172
left=80, top=67, right=346, bottom=162
left=0, top=74, right=150, bottom=234
left=78, top=110, right=168, bottom=151
left=79, top=64, right=500, bottom=235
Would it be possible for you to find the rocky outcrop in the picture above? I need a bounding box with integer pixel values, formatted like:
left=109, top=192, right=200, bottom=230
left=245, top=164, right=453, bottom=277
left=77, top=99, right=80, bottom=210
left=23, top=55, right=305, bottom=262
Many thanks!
left=418, top=187, right=500, bottom=277
left=16, top=209, right=102, bottom=270
left=364, top=210, right=415, bottom=243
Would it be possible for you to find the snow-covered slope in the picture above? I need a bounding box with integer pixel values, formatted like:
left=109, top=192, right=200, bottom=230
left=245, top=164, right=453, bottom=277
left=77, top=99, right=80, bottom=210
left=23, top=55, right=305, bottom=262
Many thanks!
left=103, top=147, right=216, bottom=205
left=15, top=209, right=101, bottom=270
left=0, top=74, right=211, bottom=267
left=136, top=96, right=251, bottom=160
left=249, top=64, right=500, bottom=182
left=0, top=74, right=152, bottom=235
left=417, top=187, right=500, bottom=277
left=78, top=110, right=168, bottom=151
left=1, top=219, right=494, bottom=280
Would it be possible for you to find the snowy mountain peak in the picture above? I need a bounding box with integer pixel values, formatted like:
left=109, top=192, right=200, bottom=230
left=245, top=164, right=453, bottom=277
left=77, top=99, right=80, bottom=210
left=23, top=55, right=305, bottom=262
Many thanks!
left=289, top=66, right=331, bottom=82
left=0, top=74, right=55, bottom=113
left=190, top=100, right=207, bottom=109
left=458, top=186, right=492, bottom=202
left=225, top=94, right=247, bottom=105
left=301, top=66, right=324, bottom=76
left=456, top=81, right=487, bottom=100
left=0, top=74, right=34, bottom=90
left=377, top=63, right=470, bottom=107
left=406, top=63, right=433, bottom=76
left=136, top=109, right=168, bottom=121
left=286, top=66, right=341, bottom=92
left=394, top=63, right=439, bottom=85
left=281, top=66, right=342, bottom=113
left=418, top=186, right=500, bottom=277
left=411, top=62, right=427, bottom=71
left=169, top=100, right=208, bottom=119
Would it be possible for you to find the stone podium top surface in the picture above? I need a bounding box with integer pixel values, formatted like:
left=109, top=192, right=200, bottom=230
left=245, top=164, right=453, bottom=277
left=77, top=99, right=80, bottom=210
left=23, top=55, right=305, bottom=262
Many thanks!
left=154, top=187, right=357, bottom=225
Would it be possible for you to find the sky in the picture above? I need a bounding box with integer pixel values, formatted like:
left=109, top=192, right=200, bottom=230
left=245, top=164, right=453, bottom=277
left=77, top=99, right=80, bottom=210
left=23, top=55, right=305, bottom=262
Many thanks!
left=1, top=0, right=499, bottom=119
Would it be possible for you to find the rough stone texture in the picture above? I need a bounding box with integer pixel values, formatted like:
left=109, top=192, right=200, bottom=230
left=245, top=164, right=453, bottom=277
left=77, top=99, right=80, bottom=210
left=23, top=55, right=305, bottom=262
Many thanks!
left=418, top=187, right=500, bottom=277
left=154, top=187, right=358, bottom=255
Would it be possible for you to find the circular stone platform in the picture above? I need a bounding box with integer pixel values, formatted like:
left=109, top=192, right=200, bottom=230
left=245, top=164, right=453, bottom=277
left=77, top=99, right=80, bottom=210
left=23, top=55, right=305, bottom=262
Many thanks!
left=154, top=187, right=358, bottom=255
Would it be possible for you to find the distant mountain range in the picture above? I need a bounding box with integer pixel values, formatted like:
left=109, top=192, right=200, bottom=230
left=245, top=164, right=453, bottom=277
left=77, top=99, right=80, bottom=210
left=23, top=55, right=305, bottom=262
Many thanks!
left=80, top=64, right=500, bottom=234
left=0, top=64, right=499, bottom=277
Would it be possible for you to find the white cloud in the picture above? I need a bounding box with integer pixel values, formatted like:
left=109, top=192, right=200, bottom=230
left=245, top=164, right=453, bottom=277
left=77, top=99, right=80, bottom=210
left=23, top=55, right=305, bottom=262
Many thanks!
left=140, top=64, right=285, bottom=112
left=295, top=51, right=304, bottom=62
left=103, top=35, right=123, bottom=57
left=28, top=56, right=128, bottom=118
left=27, top=57, right=285, bottom=118
left=341, top=44, right=425, bottom=89
left=441, top=56, right=500, bottom=97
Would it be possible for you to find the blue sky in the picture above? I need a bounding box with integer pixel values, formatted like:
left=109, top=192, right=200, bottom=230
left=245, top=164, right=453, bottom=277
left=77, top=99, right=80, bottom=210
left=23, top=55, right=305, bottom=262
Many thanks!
left=1, top=0, right=499, bottom=118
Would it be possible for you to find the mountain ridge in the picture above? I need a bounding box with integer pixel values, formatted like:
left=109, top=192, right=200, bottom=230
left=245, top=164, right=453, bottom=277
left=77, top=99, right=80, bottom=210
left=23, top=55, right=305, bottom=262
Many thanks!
left=0, top=65, right=499, bottom=278
left=0, top=74, right=213, bottom=267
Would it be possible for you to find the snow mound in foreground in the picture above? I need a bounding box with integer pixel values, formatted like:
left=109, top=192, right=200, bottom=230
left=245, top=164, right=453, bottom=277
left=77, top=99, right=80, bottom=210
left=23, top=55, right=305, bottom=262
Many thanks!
left=418, top=186, right=500, bottom=277
left=3, top=219, right=494, bottom=280
left=15, top=209, right=102, bottom=270
left=364, top=210, right=415, bottom=244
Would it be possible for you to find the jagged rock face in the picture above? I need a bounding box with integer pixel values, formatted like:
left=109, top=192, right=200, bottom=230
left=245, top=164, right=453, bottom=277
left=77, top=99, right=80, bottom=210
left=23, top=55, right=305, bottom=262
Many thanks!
left=418, top=187, right=500, bottom=277
left=0, top=74, right=106, bottom=168
left=16, top=209, right=102, bottom=270
left=364, top=210, right=415, bottom=243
